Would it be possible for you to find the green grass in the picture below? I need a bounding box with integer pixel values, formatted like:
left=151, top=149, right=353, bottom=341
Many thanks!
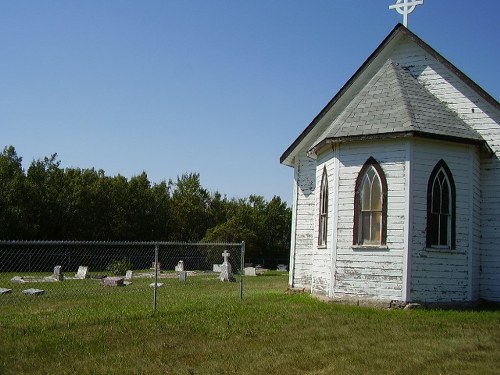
left=1, top=272, right=499, bottom=374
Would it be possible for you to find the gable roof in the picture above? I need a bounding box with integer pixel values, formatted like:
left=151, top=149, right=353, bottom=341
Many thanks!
left=280, top=24, right=499, bottom=166
left=308, top=59, right=484, bottom=156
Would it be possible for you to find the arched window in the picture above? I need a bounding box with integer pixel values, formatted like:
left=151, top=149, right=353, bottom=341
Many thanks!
left=353, top=157, right=387, bottom=246
left=427, top=160, right=456, bottom=249
left=318, top=167, right=328, bottom=246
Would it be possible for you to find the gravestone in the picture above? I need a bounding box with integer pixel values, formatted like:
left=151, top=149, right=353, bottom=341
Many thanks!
left=149, top=282, right=164, bottom=288
left=22, top=288, right=45, bottom=296
left=213, top=264, right=222, bottom=273
left=179, top=271, right=187, bottom=282
left=53, top=265, right=64, bottom=281
left=277, top=264, right=288, bottom=271
left=244, top=267, right=257, bottom=277
left=151, top=262, right=161, bottom=270
left=100, top=277, right=124, bottom=287
left=0, top=288, right=12, bottom=295
left=175, top=260, right=184, bottom=272
left=75, top=266, right=88, bottom=279
left=219, top=250, right=235, bottom=282
left=10, top=276, right=25, bottom=283
left=125, top=270, right=133, bottom=280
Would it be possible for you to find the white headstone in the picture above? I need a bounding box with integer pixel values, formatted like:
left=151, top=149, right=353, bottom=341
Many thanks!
left=175, top=260, right=185, bottom=272
left=244, top=267, right=257, bottom=277
left=53, top=265, right=63, bottom=281
left=22, top=288, right=45, bottom=296
left=213, top=264, right=222, bottom=273
left=179, top=271, right=187, bottom=282
left=125, top=270, right=133, bottom=280
left=149, top=282, right=164, bottom=288
left=75, top=266, right=88, bottom=279
left=0, top=288, right=12, bottom=295
left=219, top=250, right=235, bottom=282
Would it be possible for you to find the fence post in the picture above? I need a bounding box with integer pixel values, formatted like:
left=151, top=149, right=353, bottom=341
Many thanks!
left=153, top=244, right=159, bottom=311
left=240, top=241, right=245, bottom=300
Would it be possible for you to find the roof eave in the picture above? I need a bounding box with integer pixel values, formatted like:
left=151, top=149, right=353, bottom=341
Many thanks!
left=308, top=131, right=491, bottom=159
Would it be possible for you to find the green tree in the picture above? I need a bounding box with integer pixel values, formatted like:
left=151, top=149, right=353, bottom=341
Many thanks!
left=203, top=195, right=291, bottom=263
left=168, top=173, right=210, bottom=242
left=0, top=146, right=30, bottom=239
left=26, top=154, right=69, bottom=239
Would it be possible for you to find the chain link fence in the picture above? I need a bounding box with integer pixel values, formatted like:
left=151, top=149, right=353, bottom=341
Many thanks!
left=0, top=241, right=244, bottom=310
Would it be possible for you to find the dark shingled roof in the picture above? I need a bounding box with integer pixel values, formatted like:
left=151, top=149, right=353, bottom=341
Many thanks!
left=310, top=59, right=484, bottom=153
left=281, top=24, right=497, bottom=165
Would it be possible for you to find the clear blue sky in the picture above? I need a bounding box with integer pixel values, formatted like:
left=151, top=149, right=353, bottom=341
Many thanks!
left=1, top=1, right=498, bottom=205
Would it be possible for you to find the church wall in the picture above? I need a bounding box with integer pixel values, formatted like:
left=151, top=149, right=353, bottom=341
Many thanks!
left=332, top=140, right=406, bottom=301
left=391, top=39, right=500, bottom=302
left=289, top=152, right=316, bottom=290
left=310, top=153, right=335, bottom=296
left=410, top=140, right=480, bottom=302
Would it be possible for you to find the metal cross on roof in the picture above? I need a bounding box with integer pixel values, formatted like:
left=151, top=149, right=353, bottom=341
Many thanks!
left=389, top=0, right=424, bottom=28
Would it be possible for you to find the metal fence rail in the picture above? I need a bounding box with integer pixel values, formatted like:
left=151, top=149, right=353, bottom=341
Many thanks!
left=0, top=241, right=245, bottom=310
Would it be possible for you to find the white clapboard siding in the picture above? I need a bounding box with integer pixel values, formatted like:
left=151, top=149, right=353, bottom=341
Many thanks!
left=289, top=152, right=316, bottom=289
left=286, top=31, right=499, bottom=303
left=409, top=140, right=480, bottom=302
left=310, top=154, right=335, bottom=295
left=331, top=140, right=407, bottom=301
left=392, top=39, right=500, bottom=301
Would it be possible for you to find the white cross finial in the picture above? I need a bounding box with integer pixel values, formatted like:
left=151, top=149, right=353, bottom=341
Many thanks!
left=389, top=0, right=424, bottom=28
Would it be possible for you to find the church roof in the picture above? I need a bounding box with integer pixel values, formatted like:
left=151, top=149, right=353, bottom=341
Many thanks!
left=309, top=59, right=484, bottom=155
left=280, top=24, right=498, bottom=166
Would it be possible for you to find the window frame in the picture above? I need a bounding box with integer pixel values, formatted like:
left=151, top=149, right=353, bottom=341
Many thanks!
left=318, top=167, right=328, bottom=247
left=426, top=159, right=456, bottom=250
left=353, top=157, right=388, bottom=247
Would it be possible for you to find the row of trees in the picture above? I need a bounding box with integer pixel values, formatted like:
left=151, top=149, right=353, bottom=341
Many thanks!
left=0, top=146, right=291, bottom=261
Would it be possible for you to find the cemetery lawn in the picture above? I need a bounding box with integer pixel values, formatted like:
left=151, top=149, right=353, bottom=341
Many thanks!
left=1, top=273, right=499, bottom=375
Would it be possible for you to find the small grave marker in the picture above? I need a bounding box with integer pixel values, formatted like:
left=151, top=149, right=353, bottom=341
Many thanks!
left=244, top=267, right=257, bottom=277
left=22, top=288, right=45, bottom=296
left=75, top=266, right=88, bottom=279
left=53, top=265, right=64, bottom=281
left=175, top=260, right=185, bottom=272
left=100, top=277, right=124, bottom=287
left=125, top=270, right=133, bottom=280
left=10, top=276, right=25, bottom=283
left=179, top=271, right=187, bottom=282
left=149, top=282, right=164, bottom=288
left=151, top=262, right=161, bottom=270
left=0, top=288, right=12, bottom=295
left=213, top=264, right=222, bottom=273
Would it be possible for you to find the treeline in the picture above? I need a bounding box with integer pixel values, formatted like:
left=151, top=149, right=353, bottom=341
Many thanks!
left=0, top=146, right=291, bottom=261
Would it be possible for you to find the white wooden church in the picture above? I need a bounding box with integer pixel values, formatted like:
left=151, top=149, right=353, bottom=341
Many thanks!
left=280, top=24, right=500, bottom=304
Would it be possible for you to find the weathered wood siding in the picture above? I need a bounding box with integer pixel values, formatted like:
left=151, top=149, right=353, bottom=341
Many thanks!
left=392, top=40, right=500, bottom=301
left=332, top=140, right=407, bottom=301
left=311, top=153, right=335, bottom=296
left=288, top=35, right=499, bottom=302
left=410, top=140, right=480, bottom=302
left=289, top=152, right=316, bottom=290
